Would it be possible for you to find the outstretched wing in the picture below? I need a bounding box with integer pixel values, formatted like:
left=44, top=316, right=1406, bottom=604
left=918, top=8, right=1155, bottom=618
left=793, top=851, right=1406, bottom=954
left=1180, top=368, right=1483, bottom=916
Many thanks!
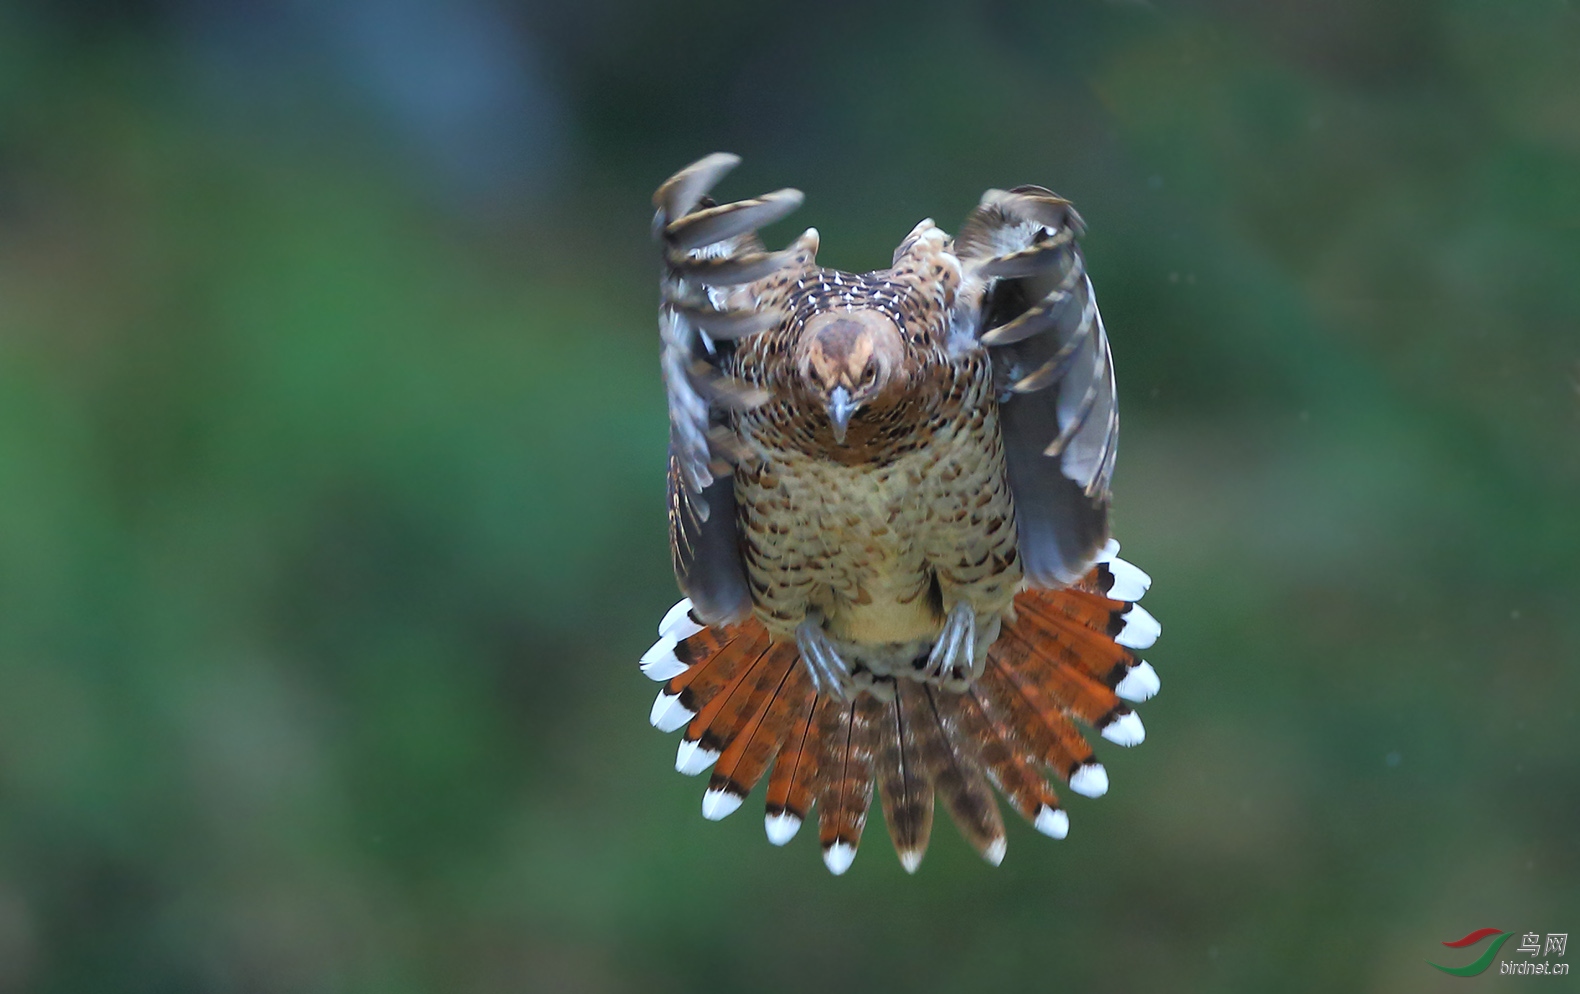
left=653, top=154, right=809, bottom=624
left=952, top=187, right=1117, bottom=587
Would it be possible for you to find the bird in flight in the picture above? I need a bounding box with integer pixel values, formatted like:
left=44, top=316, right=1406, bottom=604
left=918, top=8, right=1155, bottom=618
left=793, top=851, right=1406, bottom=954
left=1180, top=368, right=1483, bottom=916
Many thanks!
left=640, top=154, right=1161, bottom=874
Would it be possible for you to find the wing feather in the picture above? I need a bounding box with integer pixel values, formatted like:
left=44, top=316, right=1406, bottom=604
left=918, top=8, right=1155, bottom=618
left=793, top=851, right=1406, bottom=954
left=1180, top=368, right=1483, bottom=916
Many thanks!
left=953, top=186, right=1117, bottom=586
left=653, top=155, right=810, bottom=624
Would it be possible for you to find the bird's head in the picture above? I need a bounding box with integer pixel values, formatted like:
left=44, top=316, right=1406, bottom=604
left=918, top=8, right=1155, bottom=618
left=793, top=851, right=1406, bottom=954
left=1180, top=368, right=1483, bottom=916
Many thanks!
left=795, top=310, right=906, bottom=444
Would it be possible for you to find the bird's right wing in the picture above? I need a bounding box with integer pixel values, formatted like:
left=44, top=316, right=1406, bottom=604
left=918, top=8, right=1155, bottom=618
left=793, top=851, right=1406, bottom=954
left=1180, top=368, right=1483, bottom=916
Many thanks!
left=652, top=154, right=813, bottom=624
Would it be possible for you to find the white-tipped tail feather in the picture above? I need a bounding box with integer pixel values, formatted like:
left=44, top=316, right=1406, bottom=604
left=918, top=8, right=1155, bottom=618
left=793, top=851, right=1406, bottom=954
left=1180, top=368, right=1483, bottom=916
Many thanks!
left=765, top=811, right=802, bottom=846
left=823, top=842, right=857, bottom=875
left=1115, top=660, right=1160, bottom=702
left=1100, top=710, right=1146, bottom=747
left=701, top=787, right=744, bottom=821
left=649, top=690, right=695, bottom=732
left=982, top=837, right=1007, bottom=866
left=1069, top=762, right=1109, bottom=798
left=1104, top=558, right=1152, bottom=602
left=1033, top=805, right=1070, bottom=839
left=639, top=636, right=688, bottom=682
left=897, top=849, right=924, bottom=874
left=675, top=738, right=719, bottom=775
left=658, top=598, right=705, bottom=642
left=1115, top=603, right=1161, bottom=649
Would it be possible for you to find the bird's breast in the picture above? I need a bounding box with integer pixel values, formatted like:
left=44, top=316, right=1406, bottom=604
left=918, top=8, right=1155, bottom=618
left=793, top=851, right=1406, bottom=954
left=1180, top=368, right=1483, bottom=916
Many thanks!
left=736, top=392, right=1020, bottom=653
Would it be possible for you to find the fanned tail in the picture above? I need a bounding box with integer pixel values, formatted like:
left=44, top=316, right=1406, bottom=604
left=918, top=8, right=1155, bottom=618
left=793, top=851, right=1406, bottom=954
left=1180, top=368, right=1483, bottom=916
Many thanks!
left=640, top=540, right=1162, bottom=874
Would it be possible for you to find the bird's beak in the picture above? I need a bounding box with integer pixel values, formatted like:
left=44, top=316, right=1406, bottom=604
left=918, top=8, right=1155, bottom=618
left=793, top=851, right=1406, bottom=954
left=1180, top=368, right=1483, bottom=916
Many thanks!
left=827, top=385, right=857, bottom=444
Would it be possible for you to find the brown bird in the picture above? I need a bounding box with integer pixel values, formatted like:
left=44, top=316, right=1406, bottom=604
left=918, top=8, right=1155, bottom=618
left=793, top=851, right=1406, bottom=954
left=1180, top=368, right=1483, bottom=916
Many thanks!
left=641, top=153, right=1161, bottom=874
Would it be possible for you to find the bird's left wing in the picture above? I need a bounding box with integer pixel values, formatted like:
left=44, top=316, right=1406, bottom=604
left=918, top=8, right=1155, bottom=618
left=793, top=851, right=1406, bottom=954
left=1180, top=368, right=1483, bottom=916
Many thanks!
left=951, top=187, right=1118, bottom=587
left=653, top=154, right=815, bottom=624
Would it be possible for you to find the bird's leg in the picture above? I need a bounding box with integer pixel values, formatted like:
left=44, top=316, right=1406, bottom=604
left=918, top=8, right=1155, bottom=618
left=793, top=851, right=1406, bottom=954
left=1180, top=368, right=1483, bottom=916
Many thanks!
left=795, top=614, right=858, bottom=700
left=923, top=601, right=977, bottom=691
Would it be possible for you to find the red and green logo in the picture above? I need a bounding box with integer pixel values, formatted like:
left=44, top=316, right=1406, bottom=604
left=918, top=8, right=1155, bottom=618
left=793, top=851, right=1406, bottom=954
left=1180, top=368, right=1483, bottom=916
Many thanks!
left=1429, top=928, right=1515, bottom=976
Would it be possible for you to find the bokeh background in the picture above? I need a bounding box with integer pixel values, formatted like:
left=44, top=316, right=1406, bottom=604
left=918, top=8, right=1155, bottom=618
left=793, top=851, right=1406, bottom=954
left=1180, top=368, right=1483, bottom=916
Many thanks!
left=1, top=0, right=1576, bottom=991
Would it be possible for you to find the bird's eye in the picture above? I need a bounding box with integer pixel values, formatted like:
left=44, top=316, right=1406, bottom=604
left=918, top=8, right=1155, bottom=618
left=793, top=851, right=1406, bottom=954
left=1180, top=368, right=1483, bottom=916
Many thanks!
left=860, top=367, right=876, bottom=387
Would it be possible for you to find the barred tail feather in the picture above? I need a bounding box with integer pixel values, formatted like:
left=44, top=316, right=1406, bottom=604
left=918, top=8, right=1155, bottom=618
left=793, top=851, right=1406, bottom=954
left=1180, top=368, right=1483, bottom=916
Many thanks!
left=874, top=691, right=934, bottom=873
left=993, top=626, right=1120, bottom=727
left=640, top=550, right=1162, bottom=873
left=975, top=660, right=1099, bottom=789
left=702, top=655, right=809, bottom=820
left=1015, top=590, right=1154, bottom=690
left=906, top=683, right=1007, bottom=865
left=646, top=623, right=767, bottom=734
left=673, top=630, right=779, bottom=775
left=954, top=689, right=1068, bottom=839
left=816, top=697, right=880, bottom=875
left=764, top=693, right=829, bottom=845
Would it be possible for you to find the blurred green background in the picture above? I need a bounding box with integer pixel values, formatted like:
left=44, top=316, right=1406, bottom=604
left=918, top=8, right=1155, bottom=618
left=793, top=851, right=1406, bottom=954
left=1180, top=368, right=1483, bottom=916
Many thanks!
left=0, top=0, right=1576, bottom=991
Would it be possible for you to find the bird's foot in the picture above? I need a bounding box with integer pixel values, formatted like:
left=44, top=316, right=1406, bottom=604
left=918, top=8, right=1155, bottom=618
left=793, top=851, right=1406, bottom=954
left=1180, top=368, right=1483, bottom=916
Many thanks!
left=922, top=601, right=978, bottom=692
left=796, top=617, right=859, bottom=700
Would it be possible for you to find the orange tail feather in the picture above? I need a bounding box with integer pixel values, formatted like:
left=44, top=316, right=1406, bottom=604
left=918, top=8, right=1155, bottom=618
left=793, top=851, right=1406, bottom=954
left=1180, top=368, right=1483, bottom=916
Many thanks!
left=764, top=692, right=827, bottom=845
left=702, top=660, right=811, bottom=820
left=974, top=660, right=1099, bottom=789
left=672, top=633, right=778, bottom=775
left=955, top=688, right=1068, bottom=838
left=993, top=625, right=1121, bottom=727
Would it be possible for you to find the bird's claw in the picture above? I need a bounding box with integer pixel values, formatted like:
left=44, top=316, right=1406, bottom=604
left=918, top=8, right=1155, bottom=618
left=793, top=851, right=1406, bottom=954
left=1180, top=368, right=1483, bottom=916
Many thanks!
left=796, top=618, right=859, bottom=700
left=923, top=602, right=978, bottom=691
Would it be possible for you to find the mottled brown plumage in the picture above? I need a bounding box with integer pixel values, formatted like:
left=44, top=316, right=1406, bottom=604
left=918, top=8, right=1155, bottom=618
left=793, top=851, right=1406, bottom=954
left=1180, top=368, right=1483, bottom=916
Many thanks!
left=641, top=154, right=1163, bottom=874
